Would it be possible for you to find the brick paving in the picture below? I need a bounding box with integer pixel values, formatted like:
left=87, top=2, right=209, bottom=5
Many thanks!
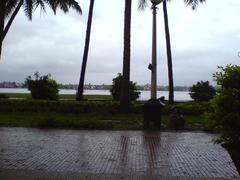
left=0, top=127, right=239, bottom=179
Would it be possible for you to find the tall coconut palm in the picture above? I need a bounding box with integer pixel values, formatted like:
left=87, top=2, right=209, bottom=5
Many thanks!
left=76, top=0, right=95, bottom=101
left=0, top=0, right=6, bottom=59
left=138, top=0, right=205, bottom=103
left=120, top=0, right=132, bottom=112
left=0, top=0, right=82, bottom=61
left=162, top=0, right=174, bottom=104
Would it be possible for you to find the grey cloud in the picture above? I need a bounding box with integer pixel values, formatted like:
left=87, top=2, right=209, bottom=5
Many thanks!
left=1, top=0, right=240, bottom=86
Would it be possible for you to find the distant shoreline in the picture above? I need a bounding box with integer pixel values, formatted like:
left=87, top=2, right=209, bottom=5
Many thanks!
left=0, top=88, right=192, bottom=101
left=0, top=87, right=190, bottom=92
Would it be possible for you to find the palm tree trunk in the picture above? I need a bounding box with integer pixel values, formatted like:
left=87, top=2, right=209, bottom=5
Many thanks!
left=76, top=0, right=95, bottom=101
left=0, top=0, right=5, bottom=60
left=120, top=0, right=132, bottom=113
left=163, top=0, right=174, bottom=104
left=2, top=0, right=23, bottom=42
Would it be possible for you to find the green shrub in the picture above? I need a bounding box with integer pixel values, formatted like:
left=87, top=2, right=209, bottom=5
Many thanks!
left=25, top=72, right=59, bottom=100
left=0, top=93, right=9, bottom=99
left=0, top=99, right=212, bottom=116
left=162, top=101, right=211, bottom=115
left=189, top=81, right=216, bottom=101
left=206, top=65, right=240, bottom=144
left=110, top=73, right=140, bottom=101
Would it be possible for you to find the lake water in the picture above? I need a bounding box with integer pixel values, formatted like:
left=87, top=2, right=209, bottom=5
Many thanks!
left=0, top=88, right=192, bottom=101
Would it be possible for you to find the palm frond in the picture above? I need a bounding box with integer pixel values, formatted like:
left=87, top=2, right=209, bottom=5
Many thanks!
left=138, top=0, right=148, bottom=10
left=65, top=0, right=82, bottom=14
left=56, top=0, right=69, bottom=13
left=184, top=0, right=206, bottom=10
left=23, top=0, right=33, bottom=20
left=43, top=0, right=57, bottom=14
left=33, top=0, right=46, bottom=14
left=5, top=0, right=82, bottom=20
left=5, top=0, right=18, bottom=17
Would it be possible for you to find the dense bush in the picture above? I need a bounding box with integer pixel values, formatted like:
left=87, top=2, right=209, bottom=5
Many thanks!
left=189, top=81, right=216, bottom=101
left=25, top=72, right=59, bottom=100
left=206, top=65, right=240, bottom=144
left=110, top=73, right=140, bottom=101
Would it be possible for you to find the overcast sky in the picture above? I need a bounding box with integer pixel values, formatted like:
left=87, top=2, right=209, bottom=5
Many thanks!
left=0, top=0, right=239, bottom=86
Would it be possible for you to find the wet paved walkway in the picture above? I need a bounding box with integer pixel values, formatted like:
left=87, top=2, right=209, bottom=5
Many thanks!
left=0, top=127, right=239, bottom=179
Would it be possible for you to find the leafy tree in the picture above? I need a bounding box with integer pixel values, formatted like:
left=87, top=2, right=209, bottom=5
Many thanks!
left=207, top=65, right=240, bottom=145
left=25, top=72, right=59, bottom=100
left=110, top=73, right=140, bottom=101
left=76, top=0, right=95, bottom=101
left=189, top=81, right=216, bottom=101
left=0, top=0, right=82, bottom=60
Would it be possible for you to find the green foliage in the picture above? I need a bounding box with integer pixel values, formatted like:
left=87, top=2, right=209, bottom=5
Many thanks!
left=189, top=81, right=216, bottom=101
left=36, top=117, right=115, bottom=130
left=110, top=73, right=140, bottom=101
left=2, top=93, right=112, bottom=101
left=25, top=72, right=59, bottom=100
left=0, top=93, right=9, bottom=99
left=162, top=101, right=211, bottom=115
left=0, top=112, right=204, bottom=130
left=0, top=99, right=119, bottom=114
left=0, top=112, right=143, bottom=130
left=0, top=99, right=211, bottom=116
left=206, top=65, right=240, bottom=144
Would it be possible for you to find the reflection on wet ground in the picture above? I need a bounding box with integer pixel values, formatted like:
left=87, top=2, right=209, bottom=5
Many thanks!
left=0, top=127, right=239, bottom=178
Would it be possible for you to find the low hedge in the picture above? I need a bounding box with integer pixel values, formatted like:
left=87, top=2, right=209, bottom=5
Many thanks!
left=0, top=99, right=211, bottom=115
left=162, top=101, right=211, bottom=115
left=0, top=99, right=119, bottom=114
left=0, top=93, right=9, bottom=99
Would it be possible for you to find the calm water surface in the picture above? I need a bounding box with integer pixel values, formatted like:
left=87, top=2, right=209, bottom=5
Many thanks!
left=0, top=88, right=192, bottom=101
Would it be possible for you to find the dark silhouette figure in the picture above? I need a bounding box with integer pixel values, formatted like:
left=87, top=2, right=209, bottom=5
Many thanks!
left=120, top=0, right=132, bottom=112
left=76, top=0, right=95, bottom=101
left=170, top=107, right=185, bottom=130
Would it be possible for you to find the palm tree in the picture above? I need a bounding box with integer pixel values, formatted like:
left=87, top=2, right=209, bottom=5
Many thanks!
left=120, top=0, right=132, bottom=112
left=0, top=0, right=82, bottom=61
left=0, top=0, right=6, bottom=59
left=162, top=0, right=174, bottom=104
left=138, top=0, right=205, bottom=103
left=76, top=0, right=95, bottom=101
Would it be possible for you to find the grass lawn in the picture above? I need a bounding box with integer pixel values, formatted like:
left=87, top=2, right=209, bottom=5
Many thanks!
left=0, top=112, right=204, bottom=130
left=0, top=93, right=207, bottom=130
left=2, top=93, right=113, bottom=100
